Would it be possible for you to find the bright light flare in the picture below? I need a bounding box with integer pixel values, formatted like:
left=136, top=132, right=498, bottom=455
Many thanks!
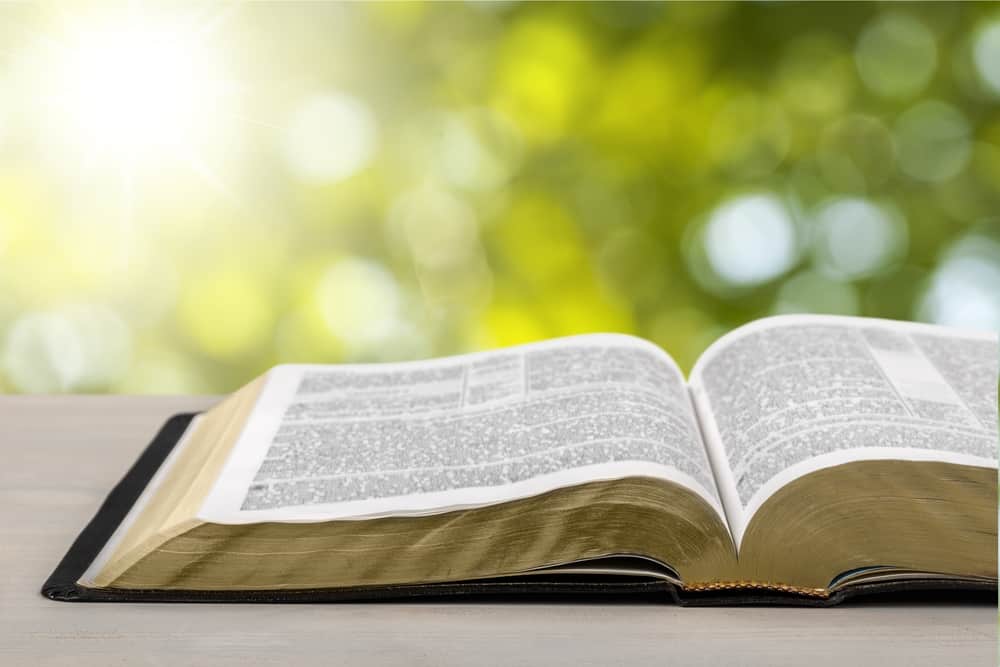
left=42, top=9, right=234, bottom=164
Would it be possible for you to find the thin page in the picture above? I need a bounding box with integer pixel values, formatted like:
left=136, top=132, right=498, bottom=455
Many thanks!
left=199, top=334, right=724, bottom=524
left=689, top=314, right=998, bottom=546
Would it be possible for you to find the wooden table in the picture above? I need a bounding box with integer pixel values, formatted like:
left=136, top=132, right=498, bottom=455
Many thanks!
left=1, top=395, right=995, bottom=666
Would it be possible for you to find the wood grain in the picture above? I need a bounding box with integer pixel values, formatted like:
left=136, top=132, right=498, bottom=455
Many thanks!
left=0, top=395, right=995, bottom=666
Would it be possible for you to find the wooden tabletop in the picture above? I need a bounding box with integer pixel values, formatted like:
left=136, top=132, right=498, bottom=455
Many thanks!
left=1, top=395, right=995, bottom=666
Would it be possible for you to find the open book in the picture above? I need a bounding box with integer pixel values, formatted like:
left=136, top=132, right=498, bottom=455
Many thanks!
left=50, top=315, right=998, bottom=605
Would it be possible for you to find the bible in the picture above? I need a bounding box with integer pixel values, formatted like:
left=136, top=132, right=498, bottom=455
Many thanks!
left=44, top=315, right=998, bottom=605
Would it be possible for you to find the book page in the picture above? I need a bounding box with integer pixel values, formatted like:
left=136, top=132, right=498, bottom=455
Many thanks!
left=689, top=315, right=998, bottom=545
left=199, top=334, right=724, bottom=524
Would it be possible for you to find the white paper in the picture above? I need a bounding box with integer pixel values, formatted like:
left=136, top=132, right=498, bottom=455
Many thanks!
left=690, top=314, right=998, bottom=545
left=199, top=334, right=725, bottom=524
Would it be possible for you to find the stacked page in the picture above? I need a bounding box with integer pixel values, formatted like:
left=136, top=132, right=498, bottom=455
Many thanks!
left=195, top=314, right=998, bottom=550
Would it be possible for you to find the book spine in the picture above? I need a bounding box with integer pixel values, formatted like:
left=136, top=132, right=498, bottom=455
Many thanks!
left=682, top=581, right=829, bottom=598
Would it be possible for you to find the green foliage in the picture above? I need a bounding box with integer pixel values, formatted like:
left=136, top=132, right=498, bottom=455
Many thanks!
left=0, top=2, right=998, bottom=393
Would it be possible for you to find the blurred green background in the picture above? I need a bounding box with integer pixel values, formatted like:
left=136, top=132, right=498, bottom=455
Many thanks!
left=0, top=1, right=998, bottom=394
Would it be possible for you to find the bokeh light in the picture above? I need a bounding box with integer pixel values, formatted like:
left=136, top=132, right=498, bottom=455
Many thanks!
left=0, top=2, right=997, bottom=394
left=3, top=304, right=130, bottom=393
left=282, top=92, right=379, bottom=184
left=919, top=234, right=1000, bottom=331
left=972, top=19, right=1000, bottom=96
left=434, top=110, right=522, bottom=192
left=894, top=100, right=972, bottom=183
left=316, top=257, right=406, bottom=355
left=811, top=197, right=907, bottom=280
left=855, top=12, right=937, bottom=99
left=700, top=194, right=798, bottom=290
left=176, top=266, right=275, bottom=362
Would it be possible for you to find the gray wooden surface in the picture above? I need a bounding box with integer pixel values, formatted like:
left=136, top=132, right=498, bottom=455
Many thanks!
left=0, top=395, right=995, bottom=666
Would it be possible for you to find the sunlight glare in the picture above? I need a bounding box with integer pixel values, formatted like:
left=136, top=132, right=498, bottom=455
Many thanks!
left=46, top=10, right=231, bottom=163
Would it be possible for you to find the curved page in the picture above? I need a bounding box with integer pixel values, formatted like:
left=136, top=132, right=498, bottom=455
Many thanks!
left=690, top=314, right=998, bottom=546
left=200, top=334, right=724, bottom=524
